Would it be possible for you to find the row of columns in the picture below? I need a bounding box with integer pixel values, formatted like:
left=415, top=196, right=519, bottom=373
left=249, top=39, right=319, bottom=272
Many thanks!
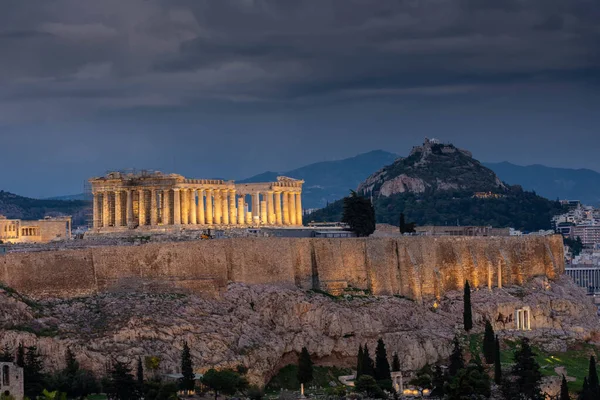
left=93, top=188, right=302, bottom=229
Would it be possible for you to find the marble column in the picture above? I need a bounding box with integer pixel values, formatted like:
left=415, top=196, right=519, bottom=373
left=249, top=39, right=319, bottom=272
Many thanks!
left=150, top=189, right=158, bottom=226
left=237, top=196, right=245, bottom=225
left=260, top=200, right=267, bottom=225
left=214, top=190, right=222, bottom=224
left=173, top=189, right=181, bottom=225
left=229, top=190, right=237, bottom=224
left=115, top=190, right=122, bottom=227
left=197, top=190, right=205, bottom=225
left=246, top=210, right=252, bottom=225
left=93, top=193, right=99, bottom=228
left=162, top=190, right=170, bottom=225
left=127, top=190, right=134, bottom=227
left=267, top=191, right=275, bottom=225
left=138, top=190, right=146, bottom=226
left=275, top=191, right=282, bottom=225
left=252, top=192, right=260, bottom=223
left=222, top=190, right=229, bottom=225
left=289, top=192, right=297, bottom=225
left=181, top=189, right=189, bottom=225
left=282, top=191, right=290, bottom=225
left=190, top=189, right=197, bottom=225
left=295, top=192, right=303, bottom=226
left=102, top=191, right=110, bottom=227
left=206, top=189, right=214, bottom=224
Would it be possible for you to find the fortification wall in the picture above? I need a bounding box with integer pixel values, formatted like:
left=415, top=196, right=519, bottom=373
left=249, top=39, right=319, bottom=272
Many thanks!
left=0, top=236, right=564, bottom=300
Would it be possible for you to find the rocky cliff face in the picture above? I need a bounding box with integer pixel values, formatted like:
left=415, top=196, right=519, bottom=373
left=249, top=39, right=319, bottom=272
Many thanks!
left=0, top=276, right=596, bottom=386
left=358, top=139, right=506, bottom=197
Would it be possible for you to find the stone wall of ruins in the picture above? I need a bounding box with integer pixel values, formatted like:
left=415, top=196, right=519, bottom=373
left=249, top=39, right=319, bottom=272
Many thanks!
left=0, top=236, right=564, bottom=299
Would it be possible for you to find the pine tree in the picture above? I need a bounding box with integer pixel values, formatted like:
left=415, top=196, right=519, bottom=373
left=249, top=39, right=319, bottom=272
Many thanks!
left=137, top=357, right=144, bottom=386
left=463, top=280, right=473, bottom=332
left=560, top=375, right=569, bottom=400
left=297, top=347, right=313, bottom=385
left=391, top=352, right=401, bottom=372
left=482, top=320, right=495, bottom=364
left=588, top=355, right=599, bottom=396
left=180, top=341, right=195, bottom=393
left=448, top=337, right=464, bottom=377
left=512, top=338, right=543, bottom=400
left=494, top=336, right=502, bottom=385
left=341, top=191, right=376, bottom=237
left=430, top=365, right=447, bottom=398
left=356, top=345, right=364, bottom=379
left=362, top=344, right=375, bottom=377
left=24, top=346, right=45, bottom=399
left=16, top=343, right=25, bottom=367
left=374, top=339, right=391, bottom=382
left=107, top=360, right=139, bottom=400
left=0, top=344, right=13, bottom=362
left=65, top=347, right=79, bottom=378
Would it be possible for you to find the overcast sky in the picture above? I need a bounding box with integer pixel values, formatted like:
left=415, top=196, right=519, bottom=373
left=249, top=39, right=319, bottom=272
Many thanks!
left=0, top=0, right=598, bottom=198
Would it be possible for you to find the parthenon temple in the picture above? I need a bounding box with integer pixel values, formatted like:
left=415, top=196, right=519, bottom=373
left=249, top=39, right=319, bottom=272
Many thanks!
left=89, top=171, right=304, bottom=232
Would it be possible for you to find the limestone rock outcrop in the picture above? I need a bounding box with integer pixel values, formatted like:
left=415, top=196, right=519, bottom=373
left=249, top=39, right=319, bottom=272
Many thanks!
left=0, top=276, right=596, bottom=386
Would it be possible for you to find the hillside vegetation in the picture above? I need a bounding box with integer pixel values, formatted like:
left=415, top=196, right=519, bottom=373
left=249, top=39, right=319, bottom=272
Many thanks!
left=0, top=190, right=89, bottom=226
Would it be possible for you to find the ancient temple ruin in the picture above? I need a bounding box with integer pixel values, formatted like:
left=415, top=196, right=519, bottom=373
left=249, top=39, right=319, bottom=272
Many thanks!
left=89, top=171, right=304, bottom=232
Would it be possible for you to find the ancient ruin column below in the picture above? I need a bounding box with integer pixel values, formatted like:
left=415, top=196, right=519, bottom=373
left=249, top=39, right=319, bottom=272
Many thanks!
left=237, top=196, right=245, bottom=225
left=229, top=190, right=237, bottom=224
left=138, top=190, right=146, bottom=226
left=214, top=190, right=222, bottom=224
left=197, top=190, right=205, bottom=224
left=222, top=190, right=229, bottom=225
left=150, top=189, right=158, bottom=226
left=289, top=192, right=297, bottom=225
left=181, top=189, right=189, bottom=225
left=102, top=191, right=110, bottom=228
left=267, top=191, right=275, bottom=225
left=162, top=190, right=170, bottom=225
left=282, top=191, right=290, bottom=225
left=252, top=192, right=260, bottom=224
left=92, top=193, right=99, bottom=228
left=206, top=190, right=213, bottom=224
left=127, top=190, right=134, bottom=227
left=189, top=189, right=197, bottom=225
left=260, top=199, right=268, bottom=224
left=114, top=191, right=122, bottom=227
left=275, top=191, right=282, bottom=225
left=173, top=189, right=181, bottom=225
left=295, top=192, right=303, bottom=226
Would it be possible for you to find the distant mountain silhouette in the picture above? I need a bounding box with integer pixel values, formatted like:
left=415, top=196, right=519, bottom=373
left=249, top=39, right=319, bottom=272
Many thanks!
left=240, top=150, right=399, bottom=209
left=484, top=162, right=600, bottom=206
left=0, top=190, right=89, bottom=226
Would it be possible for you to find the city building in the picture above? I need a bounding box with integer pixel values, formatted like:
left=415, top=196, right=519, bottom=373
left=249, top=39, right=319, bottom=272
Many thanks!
left=89, top=171, right=304, bottom=233
left=571, top=226, right=600, bottom=247
left=0, top=215, right=72, bottom=244
left=0, top=361, right=24, bottom=400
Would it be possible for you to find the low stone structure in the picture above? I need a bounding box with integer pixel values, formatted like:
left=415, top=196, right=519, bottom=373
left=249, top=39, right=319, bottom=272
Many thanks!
left=0, top=215, right=71, bottom=244
left=0, top=362, right=24, bottom=400
left=89, top=171, right=304, bottom=232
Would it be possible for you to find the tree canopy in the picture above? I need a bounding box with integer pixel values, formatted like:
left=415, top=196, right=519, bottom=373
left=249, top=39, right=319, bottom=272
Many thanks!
left=341, top=191, right=376, bottom=237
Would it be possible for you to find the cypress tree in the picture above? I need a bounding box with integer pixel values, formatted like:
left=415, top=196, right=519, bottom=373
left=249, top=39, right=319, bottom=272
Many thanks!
left=137, top=357, right=144, bottom=386
left=463, top=280, right=473, bottom=332
left=356, top=345, right=364, bottom=379
left=24, top=346, right=45, bottom=399
left=65, top=347, right=79, bottom=377
left=588, top=355, right=599, bottom=396
left=16, top=343, right=25, bottom=367
left=559, top=375, right=569, bottom=400
left=483, top=320, right=495, bottom=364
left=512, top=338, right=543, bottom=400
left=180, top=341, right=195, bottom=393
left=374, top=338, right=391, bottom=381
left=494, top=336, right=502, bottom=385
left=297, top=347, right=314, bottom=385
left=362, top=344, right=375, bottom=377
left=391, top=352, right=401, bottom=372
left=448, top=337, right=464, bottom=377
left=581, top=377, right=592, bottom=400
left=399, top=213, right=406, bottom=234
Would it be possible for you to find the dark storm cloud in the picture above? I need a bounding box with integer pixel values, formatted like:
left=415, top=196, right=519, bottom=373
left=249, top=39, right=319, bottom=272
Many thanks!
left=0, top=0, right=598, bottom=122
